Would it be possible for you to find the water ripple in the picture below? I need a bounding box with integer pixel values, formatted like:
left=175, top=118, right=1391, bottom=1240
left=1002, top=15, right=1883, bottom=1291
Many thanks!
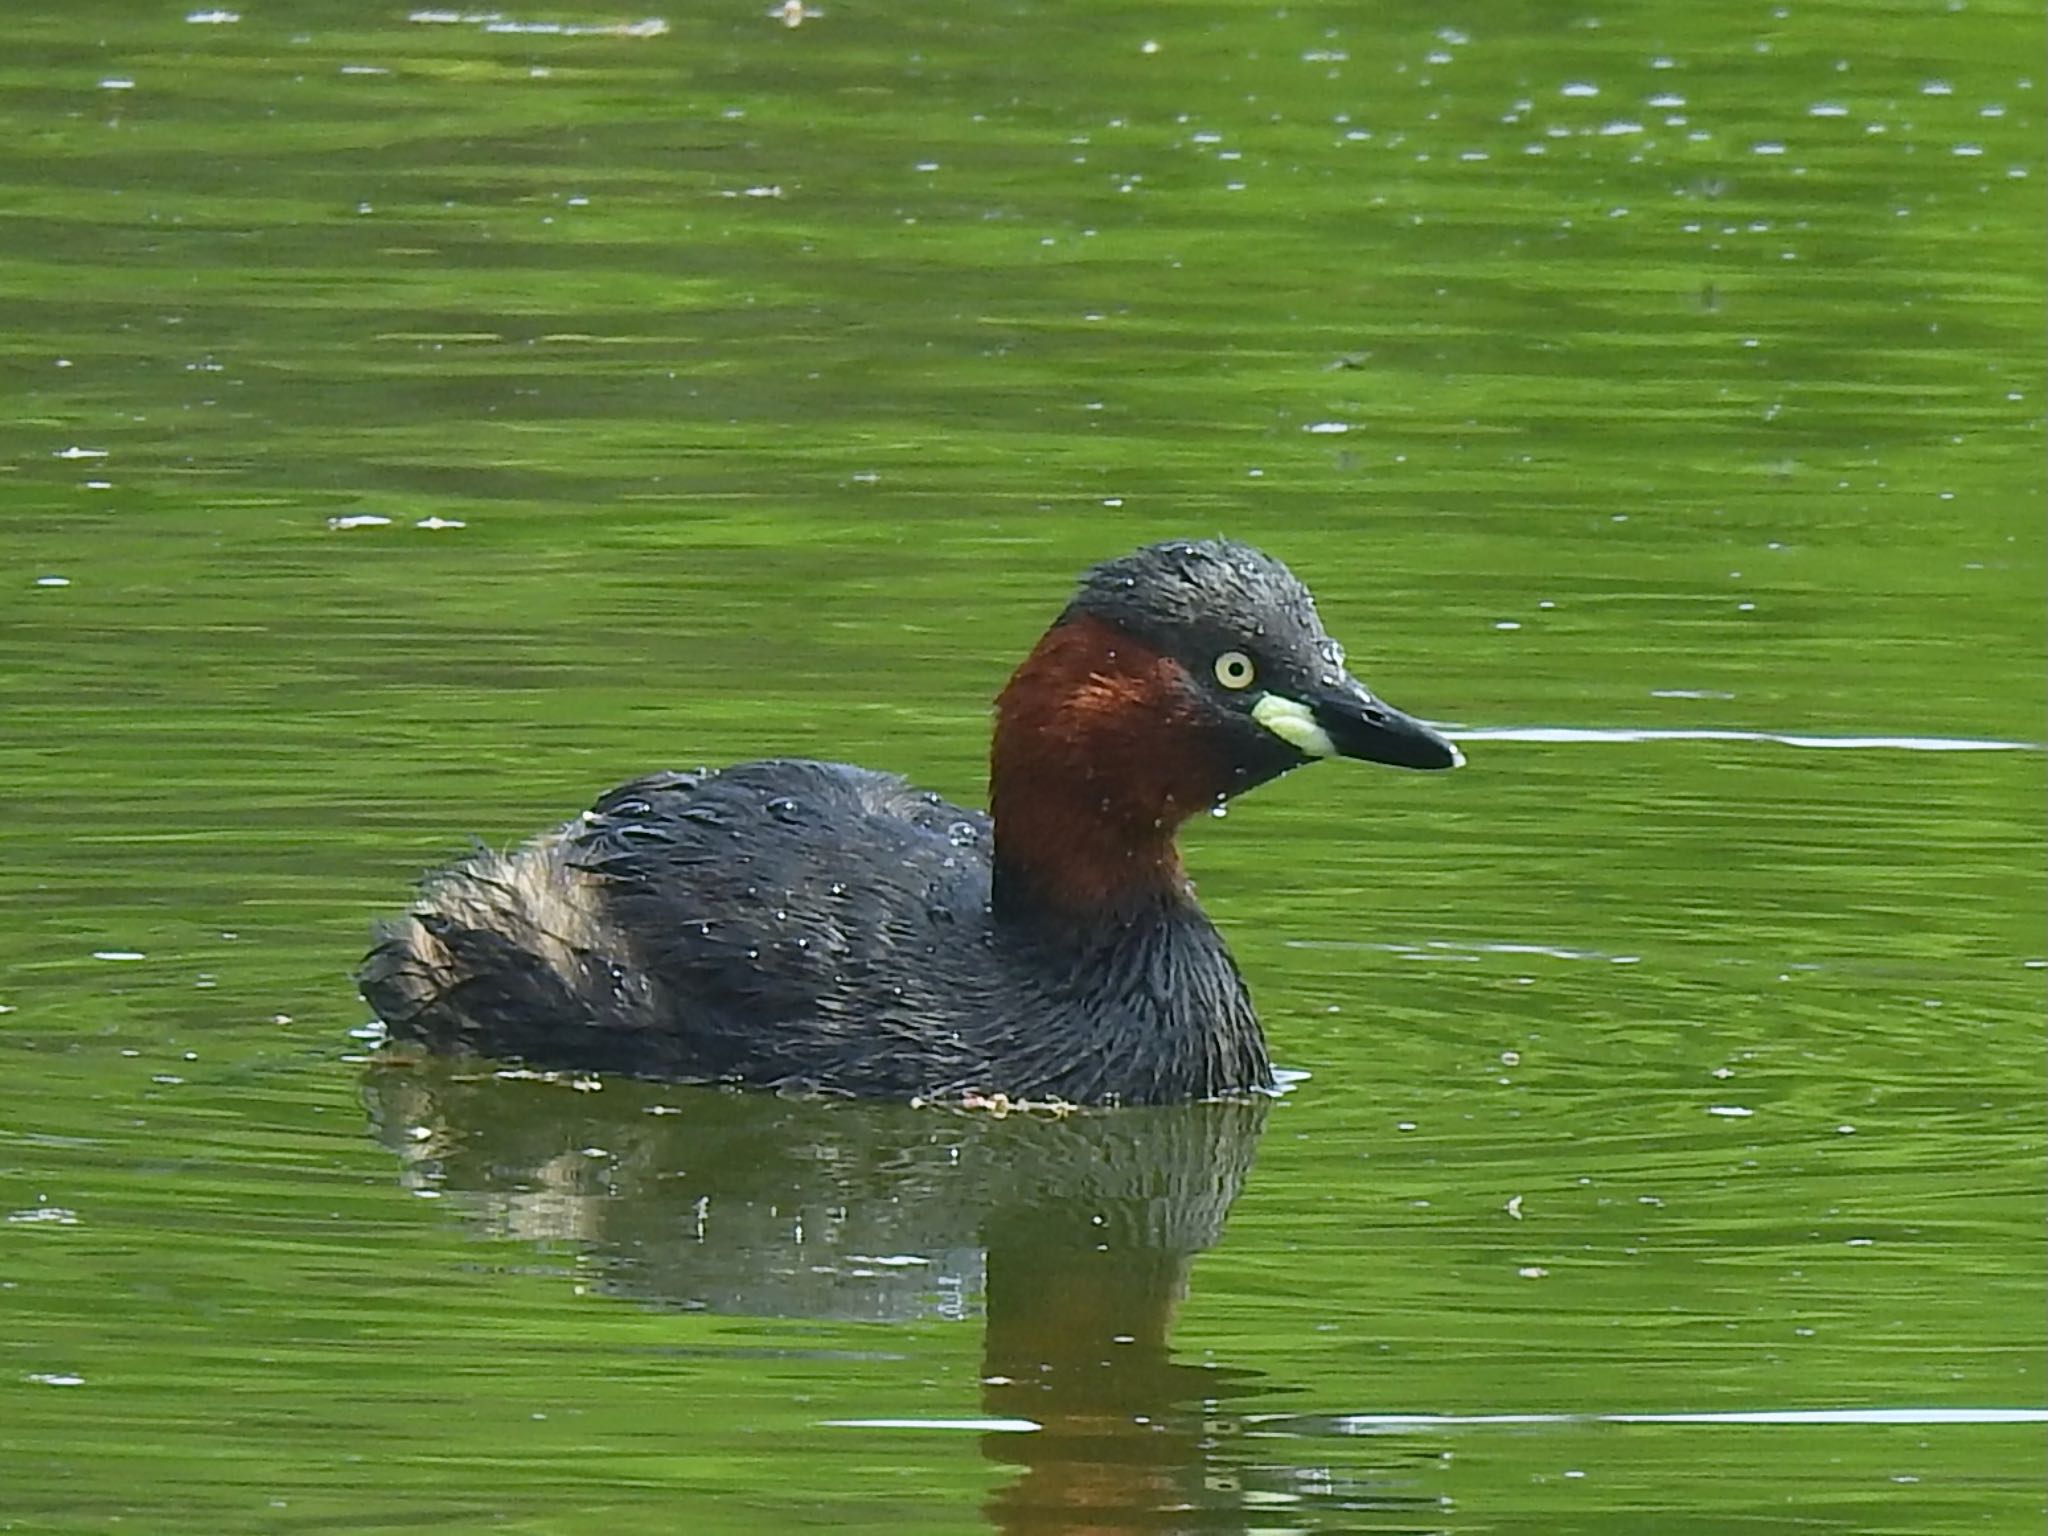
left=1321, top=1407, right=2048, bottom=1431
left=1448, top=726, right=2039, bottom=753
left=825, top=1407, right=2048, bottom=1433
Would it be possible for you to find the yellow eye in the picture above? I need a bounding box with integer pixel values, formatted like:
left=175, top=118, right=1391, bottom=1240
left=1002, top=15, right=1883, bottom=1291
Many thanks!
left=1213, top=650, right=1257, bottom=690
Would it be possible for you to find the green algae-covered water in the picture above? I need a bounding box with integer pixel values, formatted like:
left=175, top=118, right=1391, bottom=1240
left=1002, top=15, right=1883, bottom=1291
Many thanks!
left=2, top=3, right=2042, bottom=1531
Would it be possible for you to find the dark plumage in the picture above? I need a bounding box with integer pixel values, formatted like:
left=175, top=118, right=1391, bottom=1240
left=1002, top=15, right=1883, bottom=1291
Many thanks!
left=358, top=539, right=1462, bottom=1105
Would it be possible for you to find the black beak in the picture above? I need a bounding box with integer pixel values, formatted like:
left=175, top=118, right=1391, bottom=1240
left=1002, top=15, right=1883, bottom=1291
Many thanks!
left=1312, top=679, right=1464, bottom=771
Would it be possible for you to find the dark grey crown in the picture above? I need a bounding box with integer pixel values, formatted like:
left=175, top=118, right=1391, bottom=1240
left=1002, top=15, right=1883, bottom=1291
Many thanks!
left=1064, top=539, right=1335, bottom=680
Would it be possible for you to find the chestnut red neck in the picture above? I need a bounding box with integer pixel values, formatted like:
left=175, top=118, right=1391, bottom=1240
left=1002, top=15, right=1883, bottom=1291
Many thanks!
left=989, top=614, right=1223, bottom=919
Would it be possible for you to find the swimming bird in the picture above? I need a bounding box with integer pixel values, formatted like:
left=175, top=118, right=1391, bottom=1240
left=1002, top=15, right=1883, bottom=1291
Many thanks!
left=358, top=539, right=1461, bottom=1104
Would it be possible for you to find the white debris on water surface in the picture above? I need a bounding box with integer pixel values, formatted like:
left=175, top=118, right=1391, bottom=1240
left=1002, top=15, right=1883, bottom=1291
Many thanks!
left=407, top=12, right=669, bottom=38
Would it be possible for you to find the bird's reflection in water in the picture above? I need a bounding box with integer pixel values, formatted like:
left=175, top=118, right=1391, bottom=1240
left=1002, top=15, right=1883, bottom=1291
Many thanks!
left=362, top=1066, right=1434, bottom=1530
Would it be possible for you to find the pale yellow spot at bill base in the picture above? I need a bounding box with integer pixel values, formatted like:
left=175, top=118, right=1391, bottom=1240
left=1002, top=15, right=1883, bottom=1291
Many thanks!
left=1251, top=693, right=1336, bottom=757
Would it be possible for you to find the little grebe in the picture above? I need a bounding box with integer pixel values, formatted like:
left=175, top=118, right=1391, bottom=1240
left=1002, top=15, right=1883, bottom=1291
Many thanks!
left=358, top=539, right=1461, bottom=1104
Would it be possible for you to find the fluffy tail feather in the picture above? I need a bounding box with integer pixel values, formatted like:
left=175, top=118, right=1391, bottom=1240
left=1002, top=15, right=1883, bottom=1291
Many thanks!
left=356, top=833, right=651, bottom=1061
